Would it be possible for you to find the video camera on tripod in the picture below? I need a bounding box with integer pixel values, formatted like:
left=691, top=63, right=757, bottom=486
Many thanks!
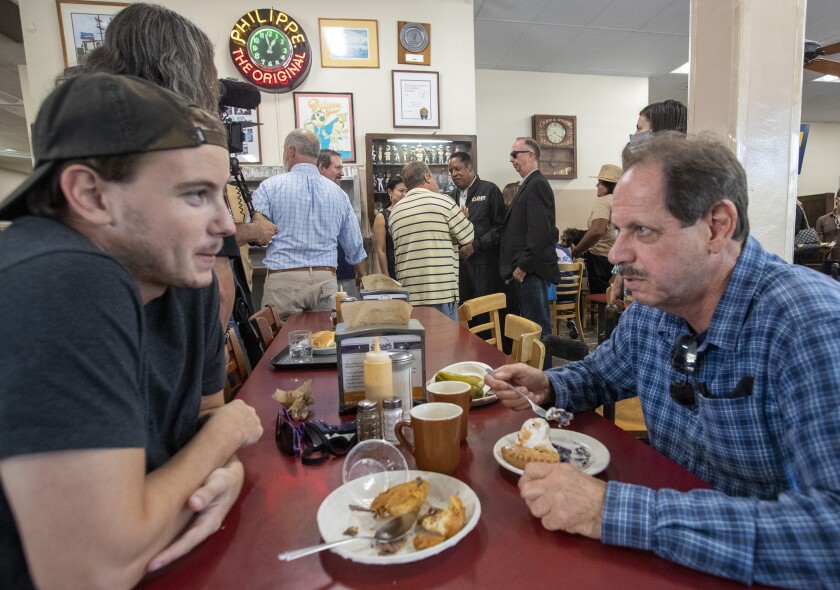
left=219, top=78, right=263, bottom=217
left=217, top=78, right=268, bottom=365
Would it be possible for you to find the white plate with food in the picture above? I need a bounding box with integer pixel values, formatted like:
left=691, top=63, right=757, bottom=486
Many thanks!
left=316, top=470, right=481, bottom=564
left=428, top=361, right=497, bottom=407
left=493, top=429, right=610, bottom=476
left=312, top=330, right=337, bottom=355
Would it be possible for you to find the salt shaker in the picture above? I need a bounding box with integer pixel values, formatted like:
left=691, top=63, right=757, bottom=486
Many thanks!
left=381, top=397, right=402, bottom=444
left=356, top=399, right=382, bottom=441
left=389, top=350, right=414, bottom=420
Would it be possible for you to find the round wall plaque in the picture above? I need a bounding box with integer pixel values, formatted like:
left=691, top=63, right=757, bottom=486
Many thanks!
left=399, top=22, right=429, bottom=53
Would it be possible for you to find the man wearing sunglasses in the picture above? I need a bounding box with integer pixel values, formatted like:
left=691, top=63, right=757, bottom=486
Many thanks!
left=0, top=75, right=263, bottom=589
left=500, top=137, right=560, bottom=363
left=487, top=132, right=840, bottom=589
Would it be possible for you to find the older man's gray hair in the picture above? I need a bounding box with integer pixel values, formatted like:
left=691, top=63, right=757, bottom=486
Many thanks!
left=285, top=129, right=321, bottom=159
left=621, top=132, right=750, bottom=241
left=402, top=161, right=431, bottom=190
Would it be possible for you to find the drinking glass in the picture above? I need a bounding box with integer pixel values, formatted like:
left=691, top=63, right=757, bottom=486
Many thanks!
left=288, top=330, right=313, bottom=363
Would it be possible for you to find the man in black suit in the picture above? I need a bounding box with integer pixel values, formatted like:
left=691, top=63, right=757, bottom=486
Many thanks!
left=500, top=137, right=560, bottom=356
left=448, top=152, right=506, bottom=303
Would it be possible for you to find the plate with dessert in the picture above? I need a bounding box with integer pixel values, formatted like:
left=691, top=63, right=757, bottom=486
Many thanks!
left=316, top=471, right=481, bottom=564
left=428, top=361, right=497, bottom=407
left=311, top=330, right=336, bottom=355
left=493, top=418, right=610, bottom=476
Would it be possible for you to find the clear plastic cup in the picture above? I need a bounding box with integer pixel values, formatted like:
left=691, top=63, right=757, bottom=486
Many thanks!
left=342, top=439, right=409, bottom=507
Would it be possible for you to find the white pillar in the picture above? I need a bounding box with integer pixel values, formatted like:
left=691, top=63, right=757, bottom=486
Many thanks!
left=688, top=0, right=806, bottom=260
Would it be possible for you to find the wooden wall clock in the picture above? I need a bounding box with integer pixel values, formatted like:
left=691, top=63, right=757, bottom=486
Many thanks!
left=532, top=114, right=577, bottom=179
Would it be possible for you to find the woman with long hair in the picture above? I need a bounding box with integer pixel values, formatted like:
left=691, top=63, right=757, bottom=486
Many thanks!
left=75, top=3, right=220, bottom=111
left=373, top=175, right=408, bottom=278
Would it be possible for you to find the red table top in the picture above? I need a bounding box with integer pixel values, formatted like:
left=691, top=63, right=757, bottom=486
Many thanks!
left=138, top=308, right=762, bottom=589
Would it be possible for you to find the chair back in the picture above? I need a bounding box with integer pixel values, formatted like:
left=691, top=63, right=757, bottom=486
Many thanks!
left=551, top=262, right=585, bottom=342
left=504, top=313, right=542, bottom=364
left=526, top=339, right=546, bottom=370
left=224, top=327, right=250, bottom=402
left=249, top=305, right=281, bottom=349
left=457, top=292, right=505, bottom=351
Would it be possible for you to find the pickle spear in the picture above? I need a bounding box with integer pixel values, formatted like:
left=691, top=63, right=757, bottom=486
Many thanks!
left=434, top=370, right=485, bottom=399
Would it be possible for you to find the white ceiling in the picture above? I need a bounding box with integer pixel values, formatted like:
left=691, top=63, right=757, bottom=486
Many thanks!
left=1, top=0, right=838, bottom=175
left=474, top=0, right=840, bottom=123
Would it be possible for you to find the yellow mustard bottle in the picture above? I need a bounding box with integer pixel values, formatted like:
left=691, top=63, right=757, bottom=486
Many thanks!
left=364, top=337, right=393, bottom=410
left=335, top=287, right=348, bottom=324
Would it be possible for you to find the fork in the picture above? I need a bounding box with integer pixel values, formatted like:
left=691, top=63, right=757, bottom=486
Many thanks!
left=484, top=368, right=574, bottom=426
left=484, top=368, right=547, bottom=418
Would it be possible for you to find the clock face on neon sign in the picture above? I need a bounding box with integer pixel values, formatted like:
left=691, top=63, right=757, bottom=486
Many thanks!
left=229, top=8, right=311, bottom=93
left=248, top=27, right=291, bottom=69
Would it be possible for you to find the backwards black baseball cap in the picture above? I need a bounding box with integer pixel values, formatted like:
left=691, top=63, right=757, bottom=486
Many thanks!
left=0, top=73, right=228, bottom=220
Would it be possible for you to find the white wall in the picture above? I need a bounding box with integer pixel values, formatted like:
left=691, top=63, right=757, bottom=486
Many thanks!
left=0, top=168, right=27, bottom=198
left=17, top=0, right=831, bottom=237
left=798, top=122, right=840, bottom=196
left=18, top=0, right=476, bottom=169
left=476, top=69, right=647, bottom=231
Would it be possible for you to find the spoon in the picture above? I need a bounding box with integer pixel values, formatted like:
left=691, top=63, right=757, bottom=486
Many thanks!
left=484, top=368, right=574, bottom=426
left=277, top=511, right=419, bottom=561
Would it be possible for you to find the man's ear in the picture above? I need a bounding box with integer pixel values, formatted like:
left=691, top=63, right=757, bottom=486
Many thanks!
left=707, top=199, right=738, bottom=253
left=58, top=164, right=116, bottom=225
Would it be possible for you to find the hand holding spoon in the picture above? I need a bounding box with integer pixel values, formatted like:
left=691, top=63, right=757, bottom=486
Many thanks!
left=485, top=368, right=573, bottom=426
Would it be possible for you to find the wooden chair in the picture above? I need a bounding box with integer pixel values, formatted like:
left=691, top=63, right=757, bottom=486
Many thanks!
left=224, top=327, right=250, bottom=403
left=457, top=292, right=505, bottom=351
left=504, top=314, right=542, bottom=364
left=249, top=305, right=281, bottom=349
left=551, top=262, right=585, bottom=343
left=526, top=339, right=546, bottom=370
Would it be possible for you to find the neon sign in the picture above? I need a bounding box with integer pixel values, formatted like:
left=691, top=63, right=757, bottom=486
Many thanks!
left=229, top=8, right=311, bottom=93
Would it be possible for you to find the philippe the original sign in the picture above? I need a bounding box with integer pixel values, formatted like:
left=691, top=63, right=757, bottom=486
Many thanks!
left=229, top=8, right=311, bottom=93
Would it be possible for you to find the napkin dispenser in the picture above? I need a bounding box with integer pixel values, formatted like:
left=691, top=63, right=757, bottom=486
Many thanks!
left=335, top=319, right=426, bottom=413
left=359, top=288, right=410, bottom=302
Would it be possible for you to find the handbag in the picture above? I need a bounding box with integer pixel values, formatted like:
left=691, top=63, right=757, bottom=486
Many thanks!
left=794, top=227, right=821, bottom=251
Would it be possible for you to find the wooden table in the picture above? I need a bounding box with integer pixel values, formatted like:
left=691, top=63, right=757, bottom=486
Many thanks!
left=138, top=308, right=765, bottom=590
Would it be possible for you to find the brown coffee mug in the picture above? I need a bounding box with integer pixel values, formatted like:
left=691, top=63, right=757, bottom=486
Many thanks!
left=395, top=402, right=463, bottom=474
left=426, top=381, right=471, bottom=442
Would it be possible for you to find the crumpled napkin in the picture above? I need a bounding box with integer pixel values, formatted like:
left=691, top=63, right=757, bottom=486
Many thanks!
left=272, top=379, right=313, bottom=420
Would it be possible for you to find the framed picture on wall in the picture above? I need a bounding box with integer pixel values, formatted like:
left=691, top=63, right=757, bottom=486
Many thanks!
left=392, top=70, right=440, bottom=128
left=318, top=18, right=379, bottom=68
left=294, top=92, right=356, bottom=162
left=222, top=106, right=262, bottom=164
left=56, top=1, right=128, bottom=67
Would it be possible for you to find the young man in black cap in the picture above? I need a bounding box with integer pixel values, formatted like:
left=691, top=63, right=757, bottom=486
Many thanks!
left=0, top=74, right=263, bottom=589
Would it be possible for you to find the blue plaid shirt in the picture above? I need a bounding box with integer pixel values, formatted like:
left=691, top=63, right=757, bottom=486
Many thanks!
left=548, top=237, right=840, bottom=589
left=252, top=163, right=365, bottom=270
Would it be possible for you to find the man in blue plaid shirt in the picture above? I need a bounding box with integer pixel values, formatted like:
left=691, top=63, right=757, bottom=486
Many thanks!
left=486, top=133, right=840, bottom=589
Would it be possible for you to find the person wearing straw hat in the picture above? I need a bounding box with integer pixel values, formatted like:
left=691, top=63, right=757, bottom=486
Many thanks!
left=570, top=164, right=622, bottom=294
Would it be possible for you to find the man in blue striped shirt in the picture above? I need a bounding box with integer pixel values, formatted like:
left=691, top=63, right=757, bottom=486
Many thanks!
left=253, top=130, right=366, bottom=321
left=487, top=133, right=840, bottom=589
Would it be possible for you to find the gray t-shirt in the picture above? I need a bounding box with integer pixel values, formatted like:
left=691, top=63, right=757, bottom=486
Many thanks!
left=0, top=216, right=225, bottom=589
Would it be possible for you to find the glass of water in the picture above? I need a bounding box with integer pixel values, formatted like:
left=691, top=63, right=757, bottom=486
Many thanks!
left=288, top=330, right=313, bottom=363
